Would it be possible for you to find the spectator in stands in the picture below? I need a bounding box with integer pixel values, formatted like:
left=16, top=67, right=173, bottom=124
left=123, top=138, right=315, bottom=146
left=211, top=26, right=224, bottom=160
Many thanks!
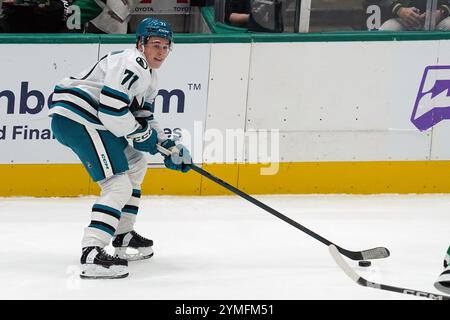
left=225, top=0, right=250, bottom=27
left=0, top=0, right=71, bottom=33
left=65, top=0, right=101, bottom=32
left=83, top=0, right=139, bottom=34
left=379, top=0, right=450, bottom=31
left=0, top=0, right=139, bottom=34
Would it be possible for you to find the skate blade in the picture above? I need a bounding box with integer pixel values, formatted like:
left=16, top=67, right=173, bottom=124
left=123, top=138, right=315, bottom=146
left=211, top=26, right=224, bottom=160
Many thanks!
left=434, top=269, right=450, bottom=294
left=114, top=247, right=154, bottom=261
left=80, top=273, right=129, bottom=280
left=434, top=281, right=450, bottom=294
left=80, top=264, right=128, bottom=279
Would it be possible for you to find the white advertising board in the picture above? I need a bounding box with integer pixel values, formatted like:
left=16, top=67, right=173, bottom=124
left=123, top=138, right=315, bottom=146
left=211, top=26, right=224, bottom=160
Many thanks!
left=3, top=39, right=450, bottom=165
left=204, top=43, right=250, bottom=164
left=246, top=40, right=442, bottom=162
left=428, top=40, right=450, bottom=159
left=0, top=44, right=98, bottom=164
left=0, top=43, right=210, bottom=164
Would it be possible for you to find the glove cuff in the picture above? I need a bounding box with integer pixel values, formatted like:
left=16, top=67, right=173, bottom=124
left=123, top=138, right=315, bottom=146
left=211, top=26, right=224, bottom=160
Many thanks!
left=128, top=121, right=150, bottom=141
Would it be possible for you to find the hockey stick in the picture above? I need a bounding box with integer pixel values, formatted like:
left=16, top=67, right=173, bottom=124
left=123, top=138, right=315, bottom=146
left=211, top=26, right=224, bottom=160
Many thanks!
left=157, top=144, right=389, bottom=261
left=329, top=244, right=450, bottom=300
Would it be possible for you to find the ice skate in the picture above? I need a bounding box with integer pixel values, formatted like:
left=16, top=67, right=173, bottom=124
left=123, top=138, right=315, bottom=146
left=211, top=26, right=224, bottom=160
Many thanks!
left=434, top=266, right=450, bottom=294
left=113, top=230, right=154, bottom=261
left=434, top=251, right=450, bottom=294
left=80, top=246, right=128, bottom=279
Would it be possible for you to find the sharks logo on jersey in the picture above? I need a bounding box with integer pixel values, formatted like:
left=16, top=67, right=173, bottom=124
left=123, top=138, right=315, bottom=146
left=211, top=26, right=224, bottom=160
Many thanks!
left=136, top=57, right=148, bottom=70
left=411, top=65, right=450, bottom=131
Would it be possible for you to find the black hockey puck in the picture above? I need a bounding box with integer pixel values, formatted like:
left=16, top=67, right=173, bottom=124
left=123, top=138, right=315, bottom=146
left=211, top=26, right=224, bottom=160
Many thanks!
left=358, top=260, right=372, bottom=267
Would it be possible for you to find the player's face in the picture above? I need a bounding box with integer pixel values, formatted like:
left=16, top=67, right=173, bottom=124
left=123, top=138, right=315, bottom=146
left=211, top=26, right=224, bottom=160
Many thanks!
left=143, top=37, right=170, bottom=69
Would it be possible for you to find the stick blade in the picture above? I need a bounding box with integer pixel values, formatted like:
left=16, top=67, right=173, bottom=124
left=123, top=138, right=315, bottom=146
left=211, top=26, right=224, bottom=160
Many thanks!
left=338, top=246, right=390, bottom=261
left=329, top=244, right=361, bottom=283
left=361, top=247, right=390, bottom=260
left=330, top=244, right=450, bottom=300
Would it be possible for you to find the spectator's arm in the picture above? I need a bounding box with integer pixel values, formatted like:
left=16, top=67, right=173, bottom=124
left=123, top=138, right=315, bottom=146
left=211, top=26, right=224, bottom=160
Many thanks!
left=225, top=0, right=250, bottom=25
left=106, top=0, right=136, bottom=22
left=228, top=13, right=249, bottom=27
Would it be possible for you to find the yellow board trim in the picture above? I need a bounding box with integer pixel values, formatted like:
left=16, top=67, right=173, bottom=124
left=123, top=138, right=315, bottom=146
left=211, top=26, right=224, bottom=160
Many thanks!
left=236, top=161, right=450, bottom=194
left=1, top=161, right=450, bottom=196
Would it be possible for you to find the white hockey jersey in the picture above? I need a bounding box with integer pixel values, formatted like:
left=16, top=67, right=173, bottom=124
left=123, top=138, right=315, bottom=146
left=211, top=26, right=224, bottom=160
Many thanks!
left=49, top=48, right=167, bottom=141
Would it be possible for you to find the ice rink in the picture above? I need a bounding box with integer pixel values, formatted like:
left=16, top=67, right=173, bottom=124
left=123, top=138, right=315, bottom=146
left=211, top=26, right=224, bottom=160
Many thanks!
left=0, top=194, right=448, bottom=300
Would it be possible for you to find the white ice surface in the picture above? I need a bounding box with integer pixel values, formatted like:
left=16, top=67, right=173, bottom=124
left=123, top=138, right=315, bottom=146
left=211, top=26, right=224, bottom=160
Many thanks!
left=0, top=194, right=448, bottom=300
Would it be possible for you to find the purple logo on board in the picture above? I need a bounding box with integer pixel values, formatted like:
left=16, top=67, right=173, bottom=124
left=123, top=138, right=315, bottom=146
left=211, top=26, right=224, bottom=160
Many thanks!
left=411, top=65, right=450, bottom=131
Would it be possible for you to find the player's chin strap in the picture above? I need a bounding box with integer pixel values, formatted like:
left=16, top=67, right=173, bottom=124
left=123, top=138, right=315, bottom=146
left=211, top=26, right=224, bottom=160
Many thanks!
left=138, top=36, right=146, bottom=55
left=155, top=144, right=389, bottom=261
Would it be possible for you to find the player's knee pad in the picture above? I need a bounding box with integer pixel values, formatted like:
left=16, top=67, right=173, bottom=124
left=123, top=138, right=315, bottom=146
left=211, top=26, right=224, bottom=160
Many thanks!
left=125, top=146, right=148, bottom=186
left=98, top=173, right=133, bottom=209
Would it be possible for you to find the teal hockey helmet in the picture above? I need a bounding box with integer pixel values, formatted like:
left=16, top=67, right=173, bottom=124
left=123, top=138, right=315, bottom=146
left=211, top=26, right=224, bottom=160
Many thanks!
left=136, top=17, right=173, bottom=45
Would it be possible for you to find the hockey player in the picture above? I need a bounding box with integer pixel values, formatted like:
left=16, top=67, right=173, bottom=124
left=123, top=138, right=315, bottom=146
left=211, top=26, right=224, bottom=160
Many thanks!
left=434, top=245, right=450, bottom=294
left=48, top=17, right=191, bottom=279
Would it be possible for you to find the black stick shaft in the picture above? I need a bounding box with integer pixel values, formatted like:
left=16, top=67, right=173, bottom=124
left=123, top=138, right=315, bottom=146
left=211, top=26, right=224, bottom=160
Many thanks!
left=156, top=144, right=388, bottom=260
left=190, top=164, right=333, bottom=246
